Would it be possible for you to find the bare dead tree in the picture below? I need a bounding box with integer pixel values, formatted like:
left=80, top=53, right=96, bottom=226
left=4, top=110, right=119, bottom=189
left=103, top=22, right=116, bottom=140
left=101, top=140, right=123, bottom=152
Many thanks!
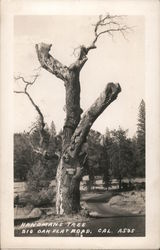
left=34, top=14, right=129, bottom=214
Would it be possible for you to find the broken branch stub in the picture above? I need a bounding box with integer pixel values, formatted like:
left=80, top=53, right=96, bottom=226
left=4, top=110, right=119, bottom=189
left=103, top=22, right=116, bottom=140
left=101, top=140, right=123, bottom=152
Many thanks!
left=35, top=43, right=69, bottom=81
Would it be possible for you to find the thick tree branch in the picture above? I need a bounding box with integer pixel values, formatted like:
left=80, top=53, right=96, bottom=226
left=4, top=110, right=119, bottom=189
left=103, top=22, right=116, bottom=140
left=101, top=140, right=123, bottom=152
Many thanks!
left=35, top=43, right=69, bottom=82
left=64, top=82, right=121, bottom=161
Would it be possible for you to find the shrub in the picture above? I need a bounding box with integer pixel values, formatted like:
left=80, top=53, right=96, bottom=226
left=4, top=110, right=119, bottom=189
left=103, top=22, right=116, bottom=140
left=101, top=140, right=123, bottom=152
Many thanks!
left=15, top=187, right=56, bottom=207
left=30, top=187, right=56, bottom=207
left=27, top=161, right=50, bottom=192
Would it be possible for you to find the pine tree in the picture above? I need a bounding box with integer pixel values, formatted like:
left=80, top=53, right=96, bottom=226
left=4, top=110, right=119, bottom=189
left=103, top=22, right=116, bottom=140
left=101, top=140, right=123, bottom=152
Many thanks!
left=137, top=99, right=145, bottom=177
left=50, top=121, right=56, bottom=137
left=108, top=128, right=133, bottom=190
left=101, top=129, right=112, bottom=189
left=14, top=133, right=33, bottom=181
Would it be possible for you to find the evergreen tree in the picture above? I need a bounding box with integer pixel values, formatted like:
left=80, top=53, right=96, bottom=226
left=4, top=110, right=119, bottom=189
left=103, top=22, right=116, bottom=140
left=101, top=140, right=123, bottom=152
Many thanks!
left=14, top=133, right=33, bottom=181
left=100, top=129, right=112, bottom=189
left=87, top=130, right=102, bottom=190
left=129, top=136, right=140, bottom=178
left=108, top=128, right=133, bottom=190
left=137, top=99, right=145, bottom=177
left=50, top=121, right=56, bottom=137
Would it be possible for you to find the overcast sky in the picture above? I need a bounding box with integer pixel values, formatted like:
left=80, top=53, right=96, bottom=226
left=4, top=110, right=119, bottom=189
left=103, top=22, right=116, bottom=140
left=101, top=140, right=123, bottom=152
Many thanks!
left=14, top=15, right=145, bottom=137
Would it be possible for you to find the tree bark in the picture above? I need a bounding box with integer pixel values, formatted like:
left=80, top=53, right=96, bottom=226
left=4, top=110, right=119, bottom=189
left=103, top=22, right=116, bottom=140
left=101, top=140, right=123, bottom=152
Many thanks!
left=62, top=69, right=82, bottom=150
left=56, top=157, right=82, bottom=214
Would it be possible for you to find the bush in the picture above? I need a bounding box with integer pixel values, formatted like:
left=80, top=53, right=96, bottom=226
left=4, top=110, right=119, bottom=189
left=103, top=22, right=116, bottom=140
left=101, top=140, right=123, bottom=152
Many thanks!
left=15, top=187, right=56, bottom=207
left=135, top=182, right=145, bottom=190
left=30, top=187, right=56, bottom=207
left=27, top=161, right=50, bottom=192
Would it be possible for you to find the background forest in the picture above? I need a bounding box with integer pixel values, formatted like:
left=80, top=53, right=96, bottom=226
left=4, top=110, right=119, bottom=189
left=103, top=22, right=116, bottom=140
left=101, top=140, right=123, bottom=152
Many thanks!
left=14, top=99, right=145, bottom=206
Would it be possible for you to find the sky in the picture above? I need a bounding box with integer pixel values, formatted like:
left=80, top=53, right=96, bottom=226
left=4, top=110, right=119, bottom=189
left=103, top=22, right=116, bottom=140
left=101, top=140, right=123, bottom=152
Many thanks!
left=14, top=15, right=145, bottom=137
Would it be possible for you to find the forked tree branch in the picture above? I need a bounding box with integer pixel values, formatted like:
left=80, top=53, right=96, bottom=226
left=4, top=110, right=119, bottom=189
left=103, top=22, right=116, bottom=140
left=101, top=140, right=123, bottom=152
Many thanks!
left=64, top=82, right=121, bottom=162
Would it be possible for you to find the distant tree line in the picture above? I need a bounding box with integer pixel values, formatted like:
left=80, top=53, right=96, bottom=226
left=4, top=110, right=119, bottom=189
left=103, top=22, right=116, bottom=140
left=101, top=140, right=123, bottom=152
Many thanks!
left=14, top=100, right=145, bottom=191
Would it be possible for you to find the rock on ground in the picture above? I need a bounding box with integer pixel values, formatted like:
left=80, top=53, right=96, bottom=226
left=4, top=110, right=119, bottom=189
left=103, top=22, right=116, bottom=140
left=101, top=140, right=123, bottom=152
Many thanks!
left=108, top=191, right=145, bottom=215
left=28, top=208, right=42, bottom=218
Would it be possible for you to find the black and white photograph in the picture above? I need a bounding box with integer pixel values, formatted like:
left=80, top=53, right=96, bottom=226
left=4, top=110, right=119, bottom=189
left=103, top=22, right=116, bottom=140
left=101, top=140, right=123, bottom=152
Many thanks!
left=13, top=14, right=145, bottom=237
left=1, top=0, right=160, bottom=249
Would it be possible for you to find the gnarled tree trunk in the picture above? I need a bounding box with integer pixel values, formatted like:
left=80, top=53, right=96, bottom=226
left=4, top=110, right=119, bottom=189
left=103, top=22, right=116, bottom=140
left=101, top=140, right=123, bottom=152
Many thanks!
left=36, top=36, right=121, bottom=215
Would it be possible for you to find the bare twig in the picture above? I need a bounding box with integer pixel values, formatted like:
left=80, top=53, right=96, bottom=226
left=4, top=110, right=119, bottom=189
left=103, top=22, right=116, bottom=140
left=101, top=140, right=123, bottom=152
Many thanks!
left=89, top=15, right=132, bottom=50
left=14, top=90, right=25, bottom=94
left=14, top=73, right=40, bottom=92
left=71, top=14, right=132, bottom=70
